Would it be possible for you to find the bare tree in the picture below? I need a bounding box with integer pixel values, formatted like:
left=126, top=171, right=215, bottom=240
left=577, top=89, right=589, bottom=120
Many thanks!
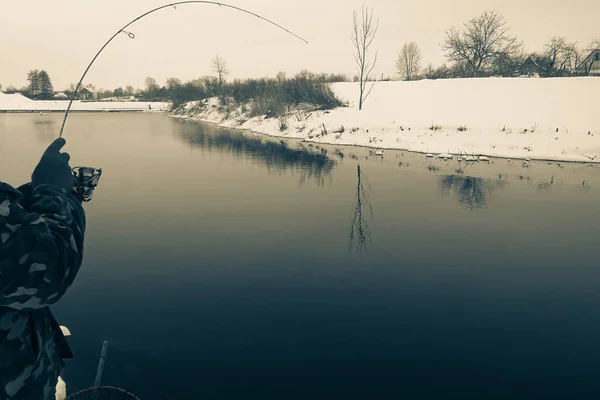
left=588, top=38, right=600, bottom=50
left=351, top=6, right=379, bottom=110
left=125, top=85, right=135, bottom=96
left=442, top=11, right=520, bottom=77
left=543, top=37, right=579, bottom=76
left=396, top=42, right=422, bottom=80
left=144, top=76, right=159, bottom=98
left=544, top=37, right=567, bottom=75
left=423, top=63, right=435, bottom=79
left=211, top=55, right=229, bottom=86
left=165, top=77, right=182, bottom=90
left=144, top=77, right=158, bottom=92
left=564, top=42, right=581, bottom=72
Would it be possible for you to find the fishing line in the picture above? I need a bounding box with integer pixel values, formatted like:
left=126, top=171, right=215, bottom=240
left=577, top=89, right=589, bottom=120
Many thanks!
left=58, top=1, right=308, bottom=138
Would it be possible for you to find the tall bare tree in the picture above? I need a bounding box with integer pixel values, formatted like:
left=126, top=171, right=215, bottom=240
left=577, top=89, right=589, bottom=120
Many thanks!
left=442, top=11, right=520, bottom=77
left=396, top=42, right=422, bottom=80
left=351, top=6, right=379, bottom=110
left=211, top=55, right=229, bottom=86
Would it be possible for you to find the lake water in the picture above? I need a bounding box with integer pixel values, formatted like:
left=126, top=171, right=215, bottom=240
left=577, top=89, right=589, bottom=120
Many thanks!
left=1, top=113, right=600, bottom=399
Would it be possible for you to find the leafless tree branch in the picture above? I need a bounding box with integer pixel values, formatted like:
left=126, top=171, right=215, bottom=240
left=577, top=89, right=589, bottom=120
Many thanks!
left=441, top=11, right=521, bottom=77
left=352, top=6, right=379, bottom=110
left=396, top=42, right=422, bottom=80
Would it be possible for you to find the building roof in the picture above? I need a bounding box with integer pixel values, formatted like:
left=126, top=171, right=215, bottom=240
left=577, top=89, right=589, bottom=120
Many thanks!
left=577, top=49, right=600, bottom=70
left=522, top=56, right=543, bottom=69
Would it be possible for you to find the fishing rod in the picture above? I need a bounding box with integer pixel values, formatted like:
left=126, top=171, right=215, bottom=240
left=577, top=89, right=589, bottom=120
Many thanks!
left=62, top=1, right=308, bottom=202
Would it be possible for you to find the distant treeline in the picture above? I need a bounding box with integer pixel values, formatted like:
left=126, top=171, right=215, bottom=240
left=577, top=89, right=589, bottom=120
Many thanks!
left=395, top=11, right=600, bottom=81
left=144, top=71, right=348, bottom=116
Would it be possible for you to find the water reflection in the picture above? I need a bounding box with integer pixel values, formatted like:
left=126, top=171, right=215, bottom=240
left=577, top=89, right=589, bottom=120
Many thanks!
left=577, top=180, right=591, bottom=192
left=349, top=164, right=374, bottom=252
left=33, top=118, right=57, bottom=142
left=333, top=148, right=345, bottom=160
left=440, top=175, right=506, bottom=210
left=175, top=121, right=335, bottom=186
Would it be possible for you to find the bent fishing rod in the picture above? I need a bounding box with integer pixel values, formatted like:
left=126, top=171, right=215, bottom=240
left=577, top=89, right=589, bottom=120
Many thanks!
left=61, top=1, right=307, bottom=202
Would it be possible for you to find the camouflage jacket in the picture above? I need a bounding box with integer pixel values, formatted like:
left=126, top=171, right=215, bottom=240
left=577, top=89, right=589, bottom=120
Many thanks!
left=0, top=181, right=85, bottom=400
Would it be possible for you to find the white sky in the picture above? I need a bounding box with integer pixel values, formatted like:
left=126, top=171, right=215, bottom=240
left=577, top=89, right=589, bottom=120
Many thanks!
left=1, top=0, right=598, bottom=90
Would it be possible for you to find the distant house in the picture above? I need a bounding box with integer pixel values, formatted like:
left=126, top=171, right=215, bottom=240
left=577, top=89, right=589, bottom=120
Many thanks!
left=54, top=92, right=68, bottom=99
left=78, top=87, right=97, bottom=100
left=521, top=56, right=544, bottom=76
left=577, top=49, right=600, bottom=76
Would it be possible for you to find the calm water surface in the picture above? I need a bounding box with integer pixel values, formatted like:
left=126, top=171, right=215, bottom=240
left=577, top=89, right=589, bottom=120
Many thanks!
left=1, top=113, right=600, bottom=399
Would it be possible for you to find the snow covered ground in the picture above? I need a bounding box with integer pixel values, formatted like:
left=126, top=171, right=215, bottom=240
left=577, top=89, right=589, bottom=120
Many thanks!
left=0, top=92, right=168, bottom=112
left=173, top=77, right=600, bottom=163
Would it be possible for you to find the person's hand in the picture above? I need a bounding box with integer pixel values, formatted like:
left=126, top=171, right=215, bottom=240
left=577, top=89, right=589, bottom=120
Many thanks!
left=32, top=138, right=74, bottom=192
left=17, top=182, right=34, bottom=210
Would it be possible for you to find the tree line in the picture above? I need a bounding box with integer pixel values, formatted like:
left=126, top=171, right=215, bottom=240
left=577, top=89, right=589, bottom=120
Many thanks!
left=1, top=72, right=140, bottom=100
left=3, top=9, right=597, bottom=110
left=394, top=11, right=600, bottom=80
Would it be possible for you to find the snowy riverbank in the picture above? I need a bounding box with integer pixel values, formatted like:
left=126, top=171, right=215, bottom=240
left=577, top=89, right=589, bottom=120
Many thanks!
left=172, top=77, right=600, bottom=163
left=0, top=92, right=168, bottom=112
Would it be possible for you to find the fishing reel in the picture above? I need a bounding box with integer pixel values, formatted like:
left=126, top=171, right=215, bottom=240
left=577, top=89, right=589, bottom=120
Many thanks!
left=72, top=166, right=102, bottom=202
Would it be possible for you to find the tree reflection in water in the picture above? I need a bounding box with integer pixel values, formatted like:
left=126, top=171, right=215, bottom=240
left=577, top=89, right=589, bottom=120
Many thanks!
left=33, top=119, right=57, bottom=142
left=349, top=164, right=374, bottom=252
left=440, top=175, right=506, bottom=210
left=176, top=122, right=336, bottom=186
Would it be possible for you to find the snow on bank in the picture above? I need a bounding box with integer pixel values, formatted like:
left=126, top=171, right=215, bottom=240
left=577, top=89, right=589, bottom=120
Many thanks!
left=173, top=77, right=600, bottom=163
left=0, top=92, right=168, bottom=111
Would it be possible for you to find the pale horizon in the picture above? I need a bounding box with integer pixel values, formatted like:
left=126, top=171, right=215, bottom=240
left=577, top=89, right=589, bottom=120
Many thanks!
left=1, top=0, right=599, bottom=91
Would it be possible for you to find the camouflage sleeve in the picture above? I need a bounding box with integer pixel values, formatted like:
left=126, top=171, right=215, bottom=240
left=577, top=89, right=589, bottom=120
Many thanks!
left=0, top=181, right=86, bottom=311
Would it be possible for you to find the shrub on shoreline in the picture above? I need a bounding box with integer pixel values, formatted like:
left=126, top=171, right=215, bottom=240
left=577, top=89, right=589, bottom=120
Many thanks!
left=169, top=71, right=347, bottom=116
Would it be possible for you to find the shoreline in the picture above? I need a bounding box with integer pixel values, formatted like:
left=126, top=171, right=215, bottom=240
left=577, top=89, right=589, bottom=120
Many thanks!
left=0, top=109, right=150, bottom=113
left=170, top=111, right=600, bottom=192
left=0, top=92, right=169, bottom=113
left=3, top=78, right=599, bottom=164
left=170, top=113, right=598, bottom=165
left=168, top=78, right=600, bottom=164
left=169, top=88, right=600, bottom=165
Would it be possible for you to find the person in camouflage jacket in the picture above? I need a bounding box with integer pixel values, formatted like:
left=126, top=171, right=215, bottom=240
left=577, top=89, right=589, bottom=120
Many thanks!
left=1, top=138, right=86, bottom=399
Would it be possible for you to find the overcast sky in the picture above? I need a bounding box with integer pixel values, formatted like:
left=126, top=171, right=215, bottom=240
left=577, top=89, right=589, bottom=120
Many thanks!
left=1, top=0, right=598, bottom=90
